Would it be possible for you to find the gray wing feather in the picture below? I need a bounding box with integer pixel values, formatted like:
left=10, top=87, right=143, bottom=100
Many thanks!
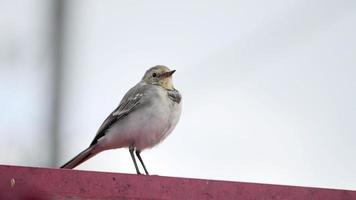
left=90, top=83, right=146, bottom=146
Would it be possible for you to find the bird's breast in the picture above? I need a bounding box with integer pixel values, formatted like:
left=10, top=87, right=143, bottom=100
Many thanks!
left=104, top=87, right=181, bottom=151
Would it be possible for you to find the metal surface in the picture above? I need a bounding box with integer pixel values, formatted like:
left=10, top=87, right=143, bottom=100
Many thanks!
left=0, top=165, right=355, bottom=199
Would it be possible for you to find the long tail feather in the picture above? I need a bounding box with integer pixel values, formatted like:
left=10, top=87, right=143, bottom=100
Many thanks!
left=60, top=146, right=98, bottom=169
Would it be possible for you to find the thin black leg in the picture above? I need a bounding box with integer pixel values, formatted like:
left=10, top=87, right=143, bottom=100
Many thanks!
left=129, top=146, right=141, bottom=174
left=135, top=150, right=149, bottom=175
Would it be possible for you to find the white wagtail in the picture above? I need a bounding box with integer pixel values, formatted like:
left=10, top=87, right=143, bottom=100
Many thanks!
left=61, top=65, right=182, bottom=175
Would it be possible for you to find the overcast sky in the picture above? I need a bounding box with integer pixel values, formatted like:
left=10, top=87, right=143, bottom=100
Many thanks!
left=1, top=0, right=355, bottom=190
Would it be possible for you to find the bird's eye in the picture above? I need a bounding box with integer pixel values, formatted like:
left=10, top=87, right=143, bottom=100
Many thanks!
left=152, top=73, right=157, bottom=77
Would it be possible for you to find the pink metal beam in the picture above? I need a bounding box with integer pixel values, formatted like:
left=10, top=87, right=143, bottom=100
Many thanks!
left=0, top=165, right=355, bottom=199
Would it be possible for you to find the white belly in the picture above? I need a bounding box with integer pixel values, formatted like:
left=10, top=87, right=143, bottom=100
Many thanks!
left=99, top=89, right=182, bottom=151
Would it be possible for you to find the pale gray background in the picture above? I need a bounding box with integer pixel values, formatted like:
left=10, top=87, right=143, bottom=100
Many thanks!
left=0, top=0, right=355, bottom=190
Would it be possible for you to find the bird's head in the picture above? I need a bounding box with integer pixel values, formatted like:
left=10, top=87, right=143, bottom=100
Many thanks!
left=142, top=65, right=176, bottom=90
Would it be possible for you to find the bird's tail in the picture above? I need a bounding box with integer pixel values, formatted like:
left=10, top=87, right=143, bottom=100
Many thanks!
left=60, top=146, right=98, bottom=169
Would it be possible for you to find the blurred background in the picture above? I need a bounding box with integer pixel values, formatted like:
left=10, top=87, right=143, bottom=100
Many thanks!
left=0, top=0, right=355, bottom=190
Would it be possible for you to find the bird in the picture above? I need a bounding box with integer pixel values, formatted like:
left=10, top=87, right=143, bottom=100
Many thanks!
left=60, top=65, right=182, bottom=175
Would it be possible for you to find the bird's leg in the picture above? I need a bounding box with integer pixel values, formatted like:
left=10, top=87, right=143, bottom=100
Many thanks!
left=129, top=146, right=141, bottom=174
left=135, top=150, right=149, bottom=175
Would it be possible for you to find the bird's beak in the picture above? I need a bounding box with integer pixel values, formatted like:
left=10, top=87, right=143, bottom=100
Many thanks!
left=160, top=70, right=176, bottom=78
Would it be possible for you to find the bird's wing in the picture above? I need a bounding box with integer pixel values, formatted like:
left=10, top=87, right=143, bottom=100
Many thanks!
left=89, top=83, right=147, bottom=146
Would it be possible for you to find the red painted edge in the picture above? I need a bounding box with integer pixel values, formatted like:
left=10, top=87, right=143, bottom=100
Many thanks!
left=0, top=164, right=355, bottom=200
